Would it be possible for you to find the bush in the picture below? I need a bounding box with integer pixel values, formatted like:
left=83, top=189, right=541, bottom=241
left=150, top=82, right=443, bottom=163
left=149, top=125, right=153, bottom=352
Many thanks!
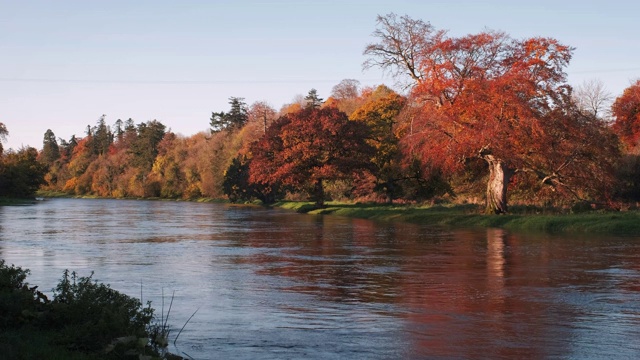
left=0, top=260, right=48, bottom=329
left=50, top=270, right=154, bottom=353
left=0, top=261, right=164, bottom=358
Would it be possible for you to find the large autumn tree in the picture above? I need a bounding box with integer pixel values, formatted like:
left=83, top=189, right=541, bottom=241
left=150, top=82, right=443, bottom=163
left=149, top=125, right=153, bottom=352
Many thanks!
left=249, top=107, right=374, bottom=206
left=365, top=13, right=620, bottom=213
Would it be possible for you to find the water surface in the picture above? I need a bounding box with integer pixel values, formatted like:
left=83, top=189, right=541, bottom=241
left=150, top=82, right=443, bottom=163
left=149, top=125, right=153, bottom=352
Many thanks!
left=1, top=198, right=639, bottom=359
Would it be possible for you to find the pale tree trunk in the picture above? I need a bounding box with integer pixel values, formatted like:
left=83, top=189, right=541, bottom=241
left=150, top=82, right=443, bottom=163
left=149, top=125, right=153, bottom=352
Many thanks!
left=483, top=155, right=514, bottom=214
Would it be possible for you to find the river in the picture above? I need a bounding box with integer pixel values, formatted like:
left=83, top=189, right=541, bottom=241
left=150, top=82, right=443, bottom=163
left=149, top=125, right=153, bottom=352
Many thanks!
left=1, top=198, right=639, bottom=359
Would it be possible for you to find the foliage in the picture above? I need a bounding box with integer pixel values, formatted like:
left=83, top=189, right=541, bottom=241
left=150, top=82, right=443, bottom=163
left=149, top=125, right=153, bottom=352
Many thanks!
left=304, top=88, right=324, bottom=109
left=51, top=270, right=154, bottom=353
left=614, top=154, right=640, bottom=202
left=210, top=97, right=249, bottom=132
left=40, top=129, right=61, bottom=165
left=0, top=261, right=164, bottom=358
left=0, top=147, right=48, bottom=198
left=129, top=120, right=166, bottom=172
left=350, top=85, right=407, bottom=202
left=365, top=13, right=621, bottom=213
left=223, top=155, right=286, bottom=204
left=249, top=107, right=375, bottom=206
left=612, top=80, right=640, bottom=152
left=0, top=260, right=48, bottom=329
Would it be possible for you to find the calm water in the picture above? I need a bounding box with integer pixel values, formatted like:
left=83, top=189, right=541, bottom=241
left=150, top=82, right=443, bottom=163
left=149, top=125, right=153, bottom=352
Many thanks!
left=1, top=199, right=640, bottom=359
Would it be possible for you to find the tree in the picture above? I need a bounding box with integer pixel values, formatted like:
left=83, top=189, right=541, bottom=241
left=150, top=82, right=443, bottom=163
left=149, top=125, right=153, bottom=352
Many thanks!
left=0, top=122, right=8, bottom=155
left=41, top=129, right=61, bottom=165
left=331, top=79, right=360, bottom=100
left=247, top=101, right=277, bottom=134
left=365, top=13, right=620, bottom=213
left=92, top=115, right=112, bottom=156
left=210, top=97, right=248, bottom=132
left=363, top=13, right=444, bottom=87
left=113, top=119, right=124, bottom=143
left=350, top=85, right=406, bottom=202
left=222, top=155, right=285, bottom=204
left=573, top=79, right=612, bottom=121
left=249, top=107, right=374, bottom=206
left=0, top=147, right=48, bottom=197
left=329, top=79, right=362, bottom=115
left=612, top=80, right=640, bottom=152
left=129, top=120, right=167, bottom=172
left=304, top=89, right=324, bottom=109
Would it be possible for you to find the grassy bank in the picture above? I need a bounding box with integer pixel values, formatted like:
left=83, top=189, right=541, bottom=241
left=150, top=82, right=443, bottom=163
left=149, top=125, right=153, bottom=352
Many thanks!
left=0, top=197, right=39, bottom=205
left=275, top=201, right=640, bottom=235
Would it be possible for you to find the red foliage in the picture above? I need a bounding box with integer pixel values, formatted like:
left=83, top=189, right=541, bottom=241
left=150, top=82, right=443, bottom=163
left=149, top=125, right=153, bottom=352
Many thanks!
left=612, top=80, right=640, bottom=151
left=249, top=107, right=374, bottom=205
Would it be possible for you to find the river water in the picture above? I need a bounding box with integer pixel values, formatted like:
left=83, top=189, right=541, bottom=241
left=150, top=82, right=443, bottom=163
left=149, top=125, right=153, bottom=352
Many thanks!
left=1, top=198, right=639, bottom=359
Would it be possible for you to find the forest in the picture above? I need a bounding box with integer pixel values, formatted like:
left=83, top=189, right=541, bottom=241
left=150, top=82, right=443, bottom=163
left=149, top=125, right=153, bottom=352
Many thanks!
left=2, top=14, right=640, bottom=213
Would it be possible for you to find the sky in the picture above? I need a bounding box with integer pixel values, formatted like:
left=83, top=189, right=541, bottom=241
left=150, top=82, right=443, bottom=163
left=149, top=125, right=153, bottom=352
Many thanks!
left=1, top=0, right=638, bottom=151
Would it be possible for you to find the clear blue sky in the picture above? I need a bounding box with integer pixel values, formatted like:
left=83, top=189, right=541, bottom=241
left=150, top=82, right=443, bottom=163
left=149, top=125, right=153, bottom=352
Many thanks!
left=1, top=0, right=638, bottom=150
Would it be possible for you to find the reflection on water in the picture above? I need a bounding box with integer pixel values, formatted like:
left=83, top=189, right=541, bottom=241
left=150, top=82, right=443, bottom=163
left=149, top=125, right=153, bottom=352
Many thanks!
left=1, top=199, right=640, bottom=359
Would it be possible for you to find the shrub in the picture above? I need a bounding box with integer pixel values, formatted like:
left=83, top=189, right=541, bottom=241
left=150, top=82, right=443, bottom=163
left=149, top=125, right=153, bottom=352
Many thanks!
left=50, top=270, right=154, bottom=353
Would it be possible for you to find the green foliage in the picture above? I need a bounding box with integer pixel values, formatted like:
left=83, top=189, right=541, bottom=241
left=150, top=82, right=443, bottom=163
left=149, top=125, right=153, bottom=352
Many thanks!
left=41, top=129, right=61, bottom=165
left=0, top=260, right=48, bottom=329
left=129, top=120, right=167, bottom=172
left=210, top=97, right=249, bottom=132
left=304, top=88, right=323, bottom=109
left=0, top=147, right=48, bottom=198
left=91, top=115, right=113, bottom=156
left=0, top=261, right=162, bottom=358
left=51, top=270, right=154, bottom=352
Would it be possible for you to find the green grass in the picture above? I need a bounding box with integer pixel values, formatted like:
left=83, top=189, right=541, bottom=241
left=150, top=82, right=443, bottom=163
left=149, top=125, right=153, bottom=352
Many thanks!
left=274, top=201, right=640, bottom=235
left=0, top=197, right=38, bottom=205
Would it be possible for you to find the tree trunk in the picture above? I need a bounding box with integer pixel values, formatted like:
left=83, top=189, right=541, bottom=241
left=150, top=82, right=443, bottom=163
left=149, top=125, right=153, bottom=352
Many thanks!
left=314, top=178, right=325, bottom=207
left=483, top=155, right=514, bottom=214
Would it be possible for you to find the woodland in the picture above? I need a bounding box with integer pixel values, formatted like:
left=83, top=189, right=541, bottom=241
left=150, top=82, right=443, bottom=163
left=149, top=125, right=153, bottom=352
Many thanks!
left=1, top=14, right=640, bottom=214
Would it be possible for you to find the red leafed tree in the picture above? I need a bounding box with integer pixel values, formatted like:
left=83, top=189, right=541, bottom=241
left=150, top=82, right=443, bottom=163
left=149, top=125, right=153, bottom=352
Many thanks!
left=612, top=80, right=640, bottom=152
left=249, top=107, right=374, bottom=206
left=365, top=13, right=620, bottom=213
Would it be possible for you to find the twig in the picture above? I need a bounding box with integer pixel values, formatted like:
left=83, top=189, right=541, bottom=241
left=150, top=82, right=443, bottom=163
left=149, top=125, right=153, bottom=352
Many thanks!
left=164, top=290, right=175, bottom=330
left=174, top=308, right=199, bottom=346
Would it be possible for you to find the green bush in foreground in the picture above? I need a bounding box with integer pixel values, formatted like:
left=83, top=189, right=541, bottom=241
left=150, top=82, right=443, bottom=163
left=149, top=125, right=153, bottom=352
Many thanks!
left=0, top=260, right=166, bottom=359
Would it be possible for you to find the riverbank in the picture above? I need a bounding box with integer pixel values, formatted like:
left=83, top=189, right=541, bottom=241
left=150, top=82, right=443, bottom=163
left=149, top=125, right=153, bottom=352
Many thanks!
left=0, top=197, right=40, bottom=205
left=27, top=194, right=640, bottom=235
left=275, top=201, right=640, bottom=235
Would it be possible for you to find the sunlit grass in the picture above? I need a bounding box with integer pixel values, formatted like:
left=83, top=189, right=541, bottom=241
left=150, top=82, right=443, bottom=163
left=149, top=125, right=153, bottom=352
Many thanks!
left=275, top=201, right=640, bottom=235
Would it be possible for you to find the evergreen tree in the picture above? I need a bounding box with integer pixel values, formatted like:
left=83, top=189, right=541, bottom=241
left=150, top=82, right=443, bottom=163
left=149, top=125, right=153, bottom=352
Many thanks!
left=41, top=129, right=61, bottom=165
left=210, top=97, right=248, bottom=132
left=304, top=88, right=323, bottom=109
left=92, top=115, right=112, bottom=156
left=113, top=119, right=124, bottom=143
left=129, top=120, right=166, bottom=171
